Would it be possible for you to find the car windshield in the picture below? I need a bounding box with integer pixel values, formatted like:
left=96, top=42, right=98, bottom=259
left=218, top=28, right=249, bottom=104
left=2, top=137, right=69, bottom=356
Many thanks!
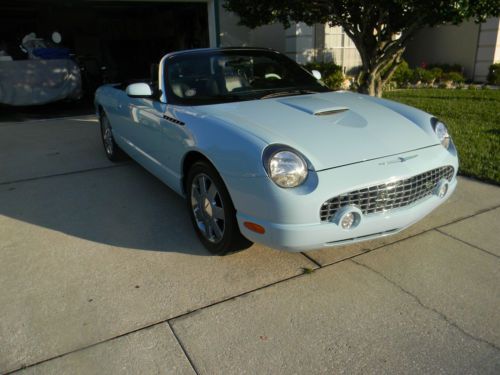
left=164, top=49, right=330, bottom=105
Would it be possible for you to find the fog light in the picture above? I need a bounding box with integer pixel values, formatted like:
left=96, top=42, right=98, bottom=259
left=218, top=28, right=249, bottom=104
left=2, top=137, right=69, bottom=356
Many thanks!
left=435, top=180, right=449, bottom=199
left=438, top=183, right=448, bottom=198
left=340, top=212, right=355, bottom=229
left=334, top=206, right=362, bottom=230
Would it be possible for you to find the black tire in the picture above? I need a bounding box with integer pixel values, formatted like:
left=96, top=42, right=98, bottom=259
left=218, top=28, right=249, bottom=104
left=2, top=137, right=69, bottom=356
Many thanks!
left=186, top=161, right=253, bottom=255
left=99, top=113, right=126, bottom=162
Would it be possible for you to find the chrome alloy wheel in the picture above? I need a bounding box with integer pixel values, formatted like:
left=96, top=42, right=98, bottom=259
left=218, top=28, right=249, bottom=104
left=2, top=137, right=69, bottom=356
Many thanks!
left=190, top=174, right=225, bottom=243
left=102, top=118, right=114, bottom=155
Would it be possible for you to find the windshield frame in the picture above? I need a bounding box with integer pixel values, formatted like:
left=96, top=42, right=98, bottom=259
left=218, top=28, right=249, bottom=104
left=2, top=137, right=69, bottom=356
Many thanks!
left=161, top=48, right=330, bottom=106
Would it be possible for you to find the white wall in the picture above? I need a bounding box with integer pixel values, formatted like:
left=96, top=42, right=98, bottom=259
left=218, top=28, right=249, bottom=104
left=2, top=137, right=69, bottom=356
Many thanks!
left=474, top=17, right=500, bottom=81
left=404, top=20, right=481, bottom=79
left=217, top=8, right=362, bottom=73
left=284, top=23, right=316, bottom=64
left=218, top=3, right=286, bottom=52
left=321, top=25, right=361, bottom=74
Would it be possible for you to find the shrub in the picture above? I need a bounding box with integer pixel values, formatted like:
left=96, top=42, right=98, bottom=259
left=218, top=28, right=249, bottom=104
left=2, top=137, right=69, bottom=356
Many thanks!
left=441, top=71, right=465, bottom=83
left=304, top=62, right=344, bottom=89
left=487, top=63, right=500, bottom=85
left=390, top=60, right=413, bottom=87
left=429, top=67, right=443, bottom=81
left=412, top=67, right=435, bottom=84
left=428, top=63, right=463, bottom=73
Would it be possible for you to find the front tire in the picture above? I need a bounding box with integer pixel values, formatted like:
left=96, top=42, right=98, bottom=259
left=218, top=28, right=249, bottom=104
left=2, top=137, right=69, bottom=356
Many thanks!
left=100, top=113, right=126, bottom=162
left=186, top=161, right=253, bottom=255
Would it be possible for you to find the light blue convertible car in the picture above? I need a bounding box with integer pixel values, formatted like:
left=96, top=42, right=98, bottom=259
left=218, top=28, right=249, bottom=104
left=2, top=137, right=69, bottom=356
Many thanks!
left=95, top=48, right=458, bottom=254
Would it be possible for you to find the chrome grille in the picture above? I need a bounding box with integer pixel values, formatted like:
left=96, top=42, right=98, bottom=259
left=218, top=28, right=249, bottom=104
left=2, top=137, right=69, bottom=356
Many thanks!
left=320, top=166, right=454, bottom=222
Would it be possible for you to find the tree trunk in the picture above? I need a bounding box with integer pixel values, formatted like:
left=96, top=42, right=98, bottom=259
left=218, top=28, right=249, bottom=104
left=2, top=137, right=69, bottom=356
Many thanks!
left=358, top=72, right=383, bottom=97
left=356, top=47, right=406, bottom=97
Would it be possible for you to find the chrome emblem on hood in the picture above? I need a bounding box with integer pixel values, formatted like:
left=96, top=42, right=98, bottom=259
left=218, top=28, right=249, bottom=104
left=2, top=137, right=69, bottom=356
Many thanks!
left=379, top=154, right=418, bottom=165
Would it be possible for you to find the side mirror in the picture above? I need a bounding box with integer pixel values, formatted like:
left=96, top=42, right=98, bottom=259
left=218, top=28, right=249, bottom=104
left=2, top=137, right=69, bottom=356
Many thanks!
left=311, top=70, right=322, bottom=80
left=126, top=82, right=153, bottom=98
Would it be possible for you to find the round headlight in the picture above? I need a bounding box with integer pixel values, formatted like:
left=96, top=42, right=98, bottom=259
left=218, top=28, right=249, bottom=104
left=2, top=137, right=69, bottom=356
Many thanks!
left=267, top=149, right=308, bottom=188
left=434, top=121, right=451, bottom=149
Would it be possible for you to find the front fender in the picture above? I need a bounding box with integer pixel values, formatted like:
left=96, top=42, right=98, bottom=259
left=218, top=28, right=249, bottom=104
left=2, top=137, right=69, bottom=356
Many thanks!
left=363, top=95, right=437, bottom=138
left=178, top=110, right=269, bottom=179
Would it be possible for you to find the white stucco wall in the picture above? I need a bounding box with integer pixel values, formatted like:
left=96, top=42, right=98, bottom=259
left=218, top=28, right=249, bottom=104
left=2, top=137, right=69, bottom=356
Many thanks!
left=284, top=23, right=316, bottom=64
left=218, top=3, right=286, bottom=52
left=321, top=25, right=361, bottom=74
left=404, top=20, right=481, bottom=80
left=216, top=7, right=362, bottom=72
left=474, top=17, right=500, bottom=81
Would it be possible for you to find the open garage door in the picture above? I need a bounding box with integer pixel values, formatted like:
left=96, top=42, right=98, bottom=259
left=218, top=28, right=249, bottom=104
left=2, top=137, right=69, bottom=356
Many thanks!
left=0, top=0, right=210, bottom=97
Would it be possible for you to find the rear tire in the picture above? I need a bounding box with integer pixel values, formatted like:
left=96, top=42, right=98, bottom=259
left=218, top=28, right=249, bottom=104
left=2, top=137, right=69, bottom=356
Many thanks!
left=100, top=113, right=126, bottom=162
left=186, top=161, right=253, bottom=255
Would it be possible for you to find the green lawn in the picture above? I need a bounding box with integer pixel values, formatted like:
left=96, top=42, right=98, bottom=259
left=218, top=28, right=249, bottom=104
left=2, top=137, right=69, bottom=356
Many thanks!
left=384, top=88, right=500, bottom=185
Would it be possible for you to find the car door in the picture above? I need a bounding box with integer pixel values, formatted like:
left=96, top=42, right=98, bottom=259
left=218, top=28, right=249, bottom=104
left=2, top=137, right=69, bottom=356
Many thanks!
left=100, top=87, right=131, bottom=143
left=126, top=98, right=188, bottom=192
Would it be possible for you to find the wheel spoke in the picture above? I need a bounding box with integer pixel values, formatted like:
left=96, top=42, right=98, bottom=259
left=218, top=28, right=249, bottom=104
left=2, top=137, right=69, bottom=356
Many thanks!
left=191, top=187, right=202, bottom=205
left=211, top=219, right=223, bottom=239
left=204, top=218, right=212, bottom=239
left=103, top=127, right=113, bottom=154
left=207, top=183, right=217, bottom=201
left=192, top=206, right=203, bottom=221
left=198, top=176, right=208, bottom=195
left=212, top=206, right=224, bottom=220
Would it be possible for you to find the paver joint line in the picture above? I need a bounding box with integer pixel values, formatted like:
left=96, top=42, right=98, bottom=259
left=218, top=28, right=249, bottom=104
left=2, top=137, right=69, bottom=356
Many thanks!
left=300, top=252, right=323, bottom=267
left=0, top=163, right=131, bottom=186
left=167, top=321, right=201, bottom=375
left=4, top=203, right=499, bottom=373
left=350, top=258, right=500, bottom=353
left=436, top=228, right=500, bottom=259
left=2, top=270, right=311, bottom=374
left=352, top=202, right=500, bottom=258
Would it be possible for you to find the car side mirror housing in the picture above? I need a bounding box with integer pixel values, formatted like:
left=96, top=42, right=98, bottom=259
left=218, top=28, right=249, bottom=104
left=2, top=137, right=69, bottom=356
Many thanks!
left=311, top=70, right=322, bottom=80
left=126, top=82, right=153, bottom=98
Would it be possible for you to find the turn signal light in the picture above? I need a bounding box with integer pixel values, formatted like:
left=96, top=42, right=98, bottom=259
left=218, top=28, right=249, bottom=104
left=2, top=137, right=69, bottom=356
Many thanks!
left=244, top=221, right=266, bottom=234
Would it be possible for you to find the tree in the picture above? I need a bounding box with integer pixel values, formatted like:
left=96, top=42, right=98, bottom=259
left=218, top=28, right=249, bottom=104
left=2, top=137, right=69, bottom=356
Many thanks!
left=223, top=0, right=500, bottom=96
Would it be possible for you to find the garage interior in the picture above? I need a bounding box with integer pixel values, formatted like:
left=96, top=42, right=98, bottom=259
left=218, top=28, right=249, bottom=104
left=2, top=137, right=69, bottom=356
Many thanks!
left=0, top=0, right=210, bottom=120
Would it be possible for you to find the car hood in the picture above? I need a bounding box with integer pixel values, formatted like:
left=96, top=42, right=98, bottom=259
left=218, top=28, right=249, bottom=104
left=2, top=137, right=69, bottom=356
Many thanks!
left=197, top=91, right=437, bottom=171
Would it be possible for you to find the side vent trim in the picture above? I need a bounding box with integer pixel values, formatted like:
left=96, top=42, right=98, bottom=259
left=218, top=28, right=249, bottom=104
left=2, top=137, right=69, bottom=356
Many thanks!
left=163, top=115, right=185, bottom=126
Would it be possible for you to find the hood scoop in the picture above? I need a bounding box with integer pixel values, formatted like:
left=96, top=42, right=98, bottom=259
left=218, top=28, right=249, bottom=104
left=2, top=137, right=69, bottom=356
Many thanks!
left=314, top=108, right=349, bottom=116
left=279, top=96, right=349, bottom=116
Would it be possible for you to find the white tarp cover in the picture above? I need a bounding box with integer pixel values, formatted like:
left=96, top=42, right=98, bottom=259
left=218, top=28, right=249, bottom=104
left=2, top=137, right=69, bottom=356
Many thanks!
left=0, top=59, right=82, bottom=106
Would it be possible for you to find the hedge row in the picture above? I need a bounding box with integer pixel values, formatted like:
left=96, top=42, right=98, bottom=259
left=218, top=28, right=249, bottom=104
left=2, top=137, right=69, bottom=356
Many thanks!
left=390, top=61, right=466, bottom=87
left=304, top=60, right=500, bottom=89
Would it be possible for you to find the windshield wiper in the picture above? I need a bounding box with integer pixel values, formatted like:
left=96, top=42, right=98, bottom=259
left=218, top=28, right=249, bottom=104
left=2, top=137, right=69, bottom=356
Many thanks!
left=259, top=89, right=319, bottom=100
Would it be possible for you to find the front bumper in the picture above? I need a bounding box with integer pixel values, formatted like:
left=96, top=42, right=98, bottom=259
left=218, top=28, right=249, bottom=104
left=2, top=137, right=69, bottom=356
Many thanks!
left=228, top=144, right=458, bottom=252
left=237, top=177, right=456, bottom=251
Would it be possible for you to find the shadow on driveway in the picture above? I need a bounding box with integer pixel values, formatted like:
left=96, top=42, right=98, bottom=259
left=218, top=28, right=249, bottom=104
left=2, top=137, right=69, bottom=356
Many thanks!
left=0, top=160, right=213, bottom=256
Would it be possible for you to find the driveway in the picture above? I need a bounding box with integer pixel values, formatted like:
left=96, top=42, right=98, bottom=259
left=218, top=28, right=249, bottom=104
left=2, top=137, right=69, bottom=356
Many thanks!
left=0, top=116, right=499, bottom=374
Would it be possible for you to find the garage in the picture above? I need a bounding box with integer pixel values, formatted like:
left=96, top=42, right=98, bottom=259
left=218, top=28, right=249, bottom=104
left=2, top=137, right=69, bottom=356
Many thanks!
left=0, top=0, right=216, bottom=119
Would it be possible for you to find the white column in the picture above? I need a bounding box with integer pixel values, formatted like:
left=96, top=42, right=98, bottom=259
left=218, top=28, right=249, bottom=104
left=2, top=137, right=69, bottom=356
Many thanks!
left=207, top=0, right=218, bottom=48
left=285, top=23, right=315, bottom=64
left=473, top=17, right=500, bottom=81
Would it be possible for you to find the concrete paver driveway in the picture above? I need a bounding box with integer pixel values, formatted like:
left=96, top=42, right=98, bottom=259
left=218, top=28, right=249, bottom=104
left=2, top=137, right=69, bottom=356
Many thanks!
left=1, top=116, right=499, bottom=374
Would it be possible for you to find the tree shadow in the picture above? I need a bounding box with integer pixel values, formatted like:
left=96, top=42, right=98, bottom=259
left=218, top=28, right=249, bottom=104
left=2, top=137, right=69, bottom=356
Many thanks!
left=484, top=129, right=500, bottom=135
